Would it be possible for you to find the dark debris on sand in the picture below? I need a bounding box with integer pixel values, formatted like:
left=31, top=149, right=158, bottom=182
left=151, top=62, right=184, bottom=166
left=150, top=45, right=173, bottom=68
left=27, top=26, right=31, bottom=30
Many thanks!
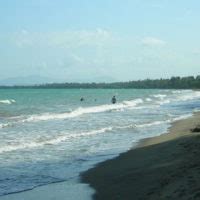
left=191, top=125, right=200, bottom=132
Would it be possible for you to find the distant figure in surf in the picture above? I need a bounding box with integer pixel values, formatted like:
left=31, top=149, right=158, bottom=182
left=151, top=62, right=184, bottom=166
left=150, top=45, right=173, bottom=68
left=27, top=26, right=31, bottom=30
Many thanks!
left=111, top=96, right=116, bottom=104
left=80, top=97, right=84, bottom=102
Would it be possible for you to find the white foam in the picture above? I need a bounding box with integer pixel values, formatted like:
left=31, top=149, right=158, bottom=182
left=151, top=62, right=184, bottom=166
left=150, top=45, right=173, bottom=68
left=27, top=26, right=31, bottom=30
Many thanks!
left=133, top=113, right=193, bottom=129
left=194, top=109, right=200, bottom=113
left=44, top=127, right=113, bottom=145
left=152, top=94, right=167, bottom=99
left=157, top=99, right=171, bottom=105
left=135, top=120, right=170, bottom=128
left=123, top=98, right=143, bottom=106
left=116, top=119, right=170, bottom=130
left=0, top=118, right=171, bottom=154
left=155, top=90, right=200, bottom=106
left=177, top=91, right=200, bottom=101
left=145, top=98, right=152, bottom=102
left=171, top=90, right=183, bottom=94
left=21, top=99, right=144, bottom=123
left=0, top=119, right=169, bottom=154
left=152, top=94, right=169, bottom=105
left=0, top=99, right=15, bottom=104
left=172, top=113, right=193, bottom=122
left=0, top=112, right=193, bottom=154
left=0, top=127, right=113, bottom=153
left=0, top=123, right=10, bottom=129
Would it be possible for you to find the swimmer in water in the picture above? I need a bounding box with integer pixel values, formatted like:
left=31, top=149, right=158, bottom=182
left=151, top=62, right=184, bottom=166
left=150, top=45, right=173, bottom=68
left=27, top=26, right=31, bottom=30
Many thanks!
left=111, top=96, right=116, bottom=104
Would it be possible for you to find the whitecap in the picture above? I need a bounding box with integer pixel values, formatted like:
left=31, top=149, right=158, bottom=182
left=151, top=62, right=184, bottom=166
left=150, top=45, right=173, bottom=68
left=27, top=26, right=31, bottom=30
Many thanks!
left=0, top=123, right=10, bottom=129
left=21, top=98, right=144, bottom=123
left=177, top=91, right=200, bottom=101
left=0, top=127, right=113, bottom=153
left=0, top=99, right=16, bottom=104
left=152, top=94, right=167, bottom=99
left=157, top=99, right=171, bottom=105
left=145, top=98, right=152, bottom=102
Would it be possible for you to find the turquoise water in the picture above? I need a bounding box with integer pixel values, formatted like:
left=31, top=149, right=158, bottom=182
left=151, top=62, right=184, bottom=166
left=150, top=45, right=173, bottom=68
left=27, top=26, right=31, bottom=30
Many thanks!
left=0, top=88, right=200, bottom=196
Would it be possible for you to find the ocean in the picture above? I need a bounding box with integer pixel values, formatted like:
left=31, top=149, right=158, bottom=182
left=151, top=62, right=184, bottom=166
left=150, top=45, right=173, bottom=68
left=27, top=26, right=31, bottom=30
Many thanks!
left=0, top=88, right=200, bottom=198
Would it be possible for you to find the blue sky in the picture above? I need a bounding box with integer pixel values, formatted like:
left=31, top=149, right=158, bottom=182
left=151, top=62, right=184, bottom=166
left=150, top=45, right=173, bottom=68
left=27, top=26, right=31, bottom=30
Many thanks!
left=0, top=0, right=200, bottom=83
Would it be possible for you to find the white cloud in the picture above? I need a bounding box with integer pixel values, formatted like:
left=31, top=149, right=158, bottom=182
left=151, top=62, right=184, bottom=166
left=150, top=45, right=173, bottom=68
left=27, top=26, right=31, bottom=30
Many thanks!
left=2, top=29, right=177, bottom=81
left=141, top=37, right=166, bottom=46
left=12, top=29, right=114, bottom=49
left=50, top=28, right=114, bottom=49
left=14, top=29, right=34, bottom=47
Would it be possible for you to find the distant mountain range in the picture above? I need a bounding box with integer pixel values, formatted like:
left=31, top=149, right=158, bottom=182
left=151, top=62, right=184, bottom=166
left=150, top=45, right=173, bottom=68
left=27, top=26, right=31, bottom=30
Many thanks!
left=0, top=75, right=118, bottom=86
left=0, top=75, right=57, bottom=86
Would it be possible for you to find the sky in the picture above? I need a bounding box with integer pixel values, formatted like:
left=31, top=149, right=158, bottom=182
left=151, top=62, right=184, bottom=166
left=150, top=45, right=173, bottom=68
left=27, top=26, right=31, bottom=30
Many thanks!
left=0, top=0, right=200, bottom=83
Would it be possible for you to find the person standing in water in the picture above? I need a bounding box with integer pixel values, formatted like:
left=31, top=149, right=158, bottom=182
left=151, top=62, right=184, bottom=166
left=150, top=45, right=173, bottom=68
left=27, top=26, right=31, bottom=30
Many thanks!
left=111, top=96, right=116, bottom=104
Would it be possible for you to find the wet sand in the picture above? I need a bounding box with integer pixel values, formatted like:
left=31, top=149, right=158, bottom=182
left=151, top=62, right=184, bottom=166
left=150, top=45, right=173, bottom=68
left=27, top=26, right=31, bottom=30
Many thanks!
left=81, top=112, right=200, bottom=200
left=0, top=180, right=94, bottom=200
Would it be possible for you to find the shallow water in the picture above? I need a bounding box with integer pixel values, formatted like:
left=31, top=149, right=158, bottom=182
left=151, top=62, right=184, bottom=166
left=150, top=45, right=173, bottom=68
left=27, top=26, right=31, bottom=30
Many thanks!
left=0, top=88, right=200, bottom=196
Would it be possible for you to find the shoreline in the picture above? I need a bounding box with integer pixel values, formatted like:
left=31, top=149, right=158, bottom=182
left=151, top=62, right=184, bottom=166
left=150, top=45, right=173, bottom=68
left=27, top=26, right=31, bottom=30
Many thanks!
left=81, top=112, right=200, bottom=200
left=1, top=112, right=200, bottom=200
left=0, top=178, right=94, bottom=200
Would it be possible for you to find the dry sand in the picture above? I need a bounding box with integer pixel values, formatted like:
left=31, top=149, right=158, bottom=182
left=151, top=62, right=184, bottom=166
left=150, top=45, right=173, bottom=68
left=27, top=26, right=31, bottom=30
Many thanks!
left=81, top=112, right=200, bottom=200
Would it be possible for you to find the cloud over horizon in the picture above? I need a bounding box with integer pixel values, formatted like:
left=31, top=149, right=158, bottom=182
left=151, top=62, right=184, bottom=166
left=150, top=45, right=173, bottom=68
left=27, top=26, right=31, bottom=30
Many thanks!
left=141, top=37, right=166, bottom=47
left=0, top=27, right=199, bottom=82
left=1, top=0, right=200, bottom=82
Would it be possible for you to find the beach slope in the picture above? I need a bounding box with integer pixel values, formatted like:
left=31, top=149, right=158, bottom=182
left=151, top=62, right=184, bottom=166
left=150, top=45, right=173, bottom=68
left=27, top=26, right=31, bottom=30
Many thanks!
left=82, top=113, right=200, bottom=200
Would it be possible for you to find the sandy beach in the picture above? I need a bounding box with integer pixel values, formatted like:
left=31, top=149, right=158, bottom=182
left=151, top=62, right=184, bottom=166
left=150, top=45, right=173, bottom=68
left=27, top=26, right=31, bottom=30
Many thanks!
left=82, top=112, right=200, bottom=200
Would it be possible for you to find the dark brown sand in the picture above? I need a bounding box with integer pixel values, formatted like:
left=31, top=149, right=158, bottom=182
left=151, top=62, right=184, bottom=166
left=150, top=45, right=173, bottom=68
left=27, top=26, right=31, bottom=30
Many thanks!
left=81, top=113, right=200, bottom=200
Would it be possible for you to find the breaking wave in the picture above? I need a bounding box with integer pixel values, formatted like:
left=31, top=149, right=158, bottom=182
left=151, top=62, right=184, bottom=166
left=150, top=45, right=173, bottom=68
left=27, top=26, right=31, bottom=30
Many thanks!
left=21, top=98, right=144, bottom=123
left=0, top=112, right=193, bottom=154
left=0, top=99, right=15, bottom=104
left=176, top=91, right=200, bottom=101
left=154, top=90, right=200, bottom=105
left=0, top=127, right=113, bottom=153
left=0, top=123, right=10, bottom=129
left=152, top=94, right=167, bottom=99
